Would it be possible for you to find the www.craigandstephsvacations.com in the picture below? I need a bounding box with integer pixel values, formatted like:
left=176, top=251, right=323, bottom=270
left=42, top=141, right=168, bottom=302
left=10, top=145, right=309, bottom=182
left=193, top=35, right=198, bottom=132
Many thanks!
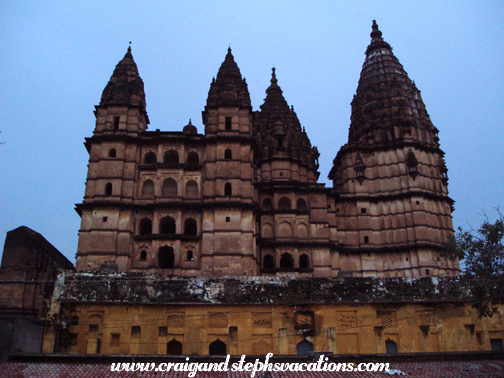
left=110, top=354, right=391, bottom=376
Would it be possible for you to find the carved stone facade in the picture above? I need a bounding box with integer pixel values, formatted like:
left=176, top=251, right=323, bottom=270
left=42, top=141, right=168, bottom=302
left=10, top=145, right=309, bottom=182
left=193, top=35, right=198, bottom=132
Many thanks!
left=76, top=22, right=459, bottom=278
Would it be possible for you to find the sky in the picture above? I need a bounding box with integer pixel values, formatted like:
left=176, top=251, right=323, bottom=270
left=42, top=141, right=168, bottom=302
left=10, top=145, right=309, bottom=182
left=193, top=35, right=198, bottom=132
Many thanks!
left=0, top=1, right=503, bottom=264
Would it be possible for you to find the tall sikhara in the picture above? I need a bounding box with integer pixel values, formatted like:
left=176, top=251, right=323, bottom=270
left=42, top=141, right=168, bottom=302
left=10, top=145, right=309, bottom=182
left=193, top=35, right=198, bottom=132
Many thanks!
left=329, top=21, right=459, bottom=277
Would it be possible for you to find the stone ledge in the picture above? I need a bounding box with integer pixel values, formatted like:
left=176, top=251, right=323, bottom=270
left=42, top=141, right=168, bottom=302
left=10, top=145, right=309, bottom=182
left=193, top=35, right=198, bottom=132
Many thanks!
left=54, top=272, right=470, bottom=305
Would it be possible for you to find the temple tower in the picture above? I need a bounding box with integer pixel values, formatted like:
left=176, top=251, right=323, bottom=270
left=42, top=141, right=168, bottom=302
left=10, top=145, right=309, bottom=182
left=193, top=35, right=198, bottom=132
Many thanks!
left=329, top=22, right=459, bottom=277
left=254, top=69, right=336, bottom=277
left=76, top=46, right=149, bottom=271
left=200, top=48, right=258, bottom=276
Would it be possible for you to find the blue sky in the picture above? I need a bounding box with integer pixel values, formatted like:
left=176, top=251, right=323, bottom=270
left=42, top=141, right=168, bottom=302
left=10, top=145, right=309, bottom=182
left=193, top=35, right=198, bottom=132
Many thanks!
left=1, top=1, right=503, bottom=263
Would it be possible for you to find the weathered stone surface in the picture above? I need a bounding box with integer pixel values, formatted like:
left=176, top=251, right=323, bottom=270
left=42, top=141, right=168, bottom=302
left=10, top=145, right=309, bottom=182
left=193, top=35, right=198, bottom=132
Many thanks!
left=55, top=272, right=469, bottom=305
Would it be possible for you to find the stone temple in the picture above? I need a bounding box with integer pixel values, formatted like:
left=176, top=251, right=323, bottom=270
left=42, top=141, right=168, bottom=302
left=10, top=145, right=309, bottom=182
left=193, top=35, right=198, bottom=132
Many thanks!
left=76, top=20, right=458, bottom=278
left=8, top=23, right=503, bottom=361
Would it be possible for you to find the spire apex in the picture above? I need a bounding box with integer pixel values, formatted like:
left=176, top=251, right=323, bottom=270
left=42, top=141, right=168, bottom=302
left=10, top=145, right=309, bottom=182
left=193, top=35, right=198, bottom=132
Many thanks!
left=371, top=20, right=383, bottom=40
left=271, top=67, right=278, bottom=85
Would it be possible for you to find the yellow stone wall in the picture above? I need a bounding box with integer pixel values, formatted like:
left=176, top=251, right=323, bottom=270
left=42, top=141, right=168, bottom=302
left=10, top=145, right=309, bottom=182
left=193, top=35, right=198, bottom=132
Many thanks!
left=42, top=302, right=504, bottom=356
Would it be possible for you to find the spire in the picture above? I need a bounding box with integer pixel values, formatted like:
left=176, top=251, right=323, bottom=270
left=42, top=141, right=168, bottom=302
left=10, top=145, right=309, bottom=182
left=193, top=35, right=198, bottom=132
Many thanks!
left=206, top=48, right=251, bottom=108
left=100, top=45, right=146, bottom=110
left=261, top=67, right=290, bottom=115
left=366, top=20, right=392, bottom=55
left=255, top=69, right=319, bottom=174
left=348, top=21, right=438, bottom=147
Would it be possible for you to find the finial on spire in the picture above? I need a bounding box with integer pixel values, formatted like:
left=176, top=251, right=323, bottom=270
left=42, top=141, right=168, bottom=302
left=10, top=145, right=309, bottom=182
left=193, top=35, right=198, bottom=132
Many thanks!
left=128, top=41, right=132, bottom=52
left=271, top=67, right=278, bottom=85
left=227, top=46, right=232, bottom=54
left=371, top=20, right=383, bottom=40
left=188, top=118, right=192, bottom=125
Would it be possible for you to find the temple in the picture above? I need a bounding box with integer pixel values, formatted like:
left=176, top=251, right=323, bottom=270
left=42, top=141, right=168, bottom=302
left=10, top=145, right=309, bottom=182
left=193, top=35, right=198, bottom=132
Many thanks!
left=75, top=22, right=458, bottom=278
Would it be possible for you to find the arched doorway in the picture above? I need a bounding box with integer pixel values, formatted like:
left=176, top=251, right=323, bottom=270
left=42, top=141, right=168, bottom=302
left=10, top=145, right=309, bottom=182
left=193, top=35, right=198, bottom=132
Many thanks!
left=167, top=338, right=182, bottom=355
left=385, top=339, right=398, bottom=354
left=158, top=246, right=175, bottom=269
left=209, top=339, right=226, bottom=355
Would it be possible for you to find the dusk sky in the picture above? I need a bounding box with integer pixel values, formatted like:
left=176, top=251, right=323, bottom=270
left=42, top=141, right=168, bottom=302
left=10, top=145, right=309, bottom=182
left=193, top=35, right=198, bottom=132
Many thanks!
left=1, top=1, right=503, bottom=264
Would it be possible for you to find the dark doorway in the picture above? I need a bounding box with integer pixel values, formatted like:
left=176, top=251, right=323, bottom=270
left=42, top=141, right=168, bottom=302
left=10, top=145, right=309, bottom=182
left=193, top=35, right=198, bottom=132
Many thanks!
left=296, top=339, right=313, bottom=355
left=186, top=151, right=199, bottom=165
left=280, top=253, right=294, bottom=269
left=299, top=254, right=310, bottom=269
left=160, top=216, right=176, bottom=234
left=209, top=339, right=227, bottom=355
left=159, top=246, right=175, bottom=269
left=167, top=338, right=183, bottom=355
left=139, top=218, right=152, bottom=235
left=491, top=338, right=503, bottom=352
left=164, top=150, right=179, bottom=164
left=184, top=218, right=197, bottom=235
left=385, top=339, right=398, bottom=354
left=144, top=151, right=157, bottom=164
left=105, top=182, right=113, bottom=196
left=224, top=182, right=232, bottom=196
left=263, top=254, right=274, bottom=270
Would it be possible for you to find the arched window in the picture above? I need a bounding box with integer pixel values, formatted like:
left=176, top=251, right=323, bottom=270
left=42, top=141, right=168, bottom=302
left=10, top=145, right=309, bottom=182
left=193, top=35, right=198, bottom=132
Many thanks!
left=184, top=218, right=197, bottom=236
left=139, top=250, right=147, bottom=261
left=224, top=182, right=232, bottom=196
left=158, top=246, right=175, bottom=269
left=167, top=338, right=182, bottom=355
left=262, top=198, right=273, bottom=211
left=280, top=253, right=294, bottom=269
left=186, top=151, right=199, bottom=165
left=139, top=218, right=152, bottom=235
left=159, top=216, right=176, bottom=234
left=164, top=150, right=179, bottom=164
left=262, top=223, right=274, bottom=238
left=385, top=339, right=398, bottom=354
left=296, top=198, right=307, bottom=211
left=296, top=223, right=308, bottom=238
left=224, top=149, right=232, bottom=160
left=278, top=222, right=293, bottom=238
left=185, top=180, right=198, bottom=198
left=108, top=148, right=116, bottom=158
left=187, top=250, right=194, bottom=261
left=144, top=151, right=157, bottom=164
left=162, top=178, right=178, bottom=197
left=263, top=254, right=274, bottom=270
left=142, top=179, right=155, bottom=198
left=278, top=197, right=291, bottom=210
left=71, top=315, right=79, bottom=326
left=297, top=339, right=313, bottom=355
left=105, top=182, right=113, bottom=196
left=299, top=253, right=310, bottom=269
left=209, top=339, right=227, bottom=355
